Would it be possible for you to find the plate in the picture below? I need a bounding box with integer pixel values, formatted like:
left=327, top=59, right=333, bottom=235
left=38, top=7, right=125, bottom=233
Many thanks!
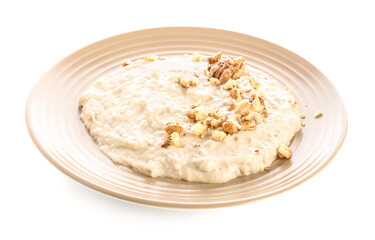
left=26, top=27, right=347, bottom=209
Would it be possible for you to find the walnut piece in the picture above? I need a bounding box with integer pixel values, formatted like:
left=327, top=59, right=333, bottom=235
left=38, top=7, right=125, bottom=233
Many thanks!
left=230, top=88, right=242, bottom=100
left=144, top=55, right=161, bottom=63
left=207, top=51, right=223, bottom=64
left=314, top=110, right=323, bottom=118
left=187, top=106, right=208, bottom=121
left=209, top=77, right=221, bottom=86
left=121, top=59, right=132, bottom=67
left=195, top=107, right=208, bottom=121
left=170, top=132, right=181, bottom=148
left=223, top=79, right=237, bottom=90
left=249, top=77, right=261, bottom=89
left=208, top=56, right=245, bottom=83
left=164, top=123, right=184, bottom=135
left=161, top=139, right=171, bottom=148
left=242, top=112, right=261, bottom=124
left=301, top=113, right=306, bottom=119
left=192, top=52, right=202, bottom=62
left=178, top=76, right=199, bottom=88
left=191, top=123, right=206, bottom=137
left=235, top=99, right=251, bottom=116
left=277, top=145, right=292, bottom=159
left=222, top=120, right=240, bottom=135
left=250, top=95, right=265, bottom=112
left=212, top=130, right=226, bottom=141
left=241, top=120, right=257, bottom=131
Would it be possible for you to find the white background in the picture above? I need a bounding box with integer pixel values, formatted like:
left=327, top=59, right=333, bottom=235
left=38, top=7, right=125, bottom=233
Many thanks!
left=1, top=0, right=374, bottom=239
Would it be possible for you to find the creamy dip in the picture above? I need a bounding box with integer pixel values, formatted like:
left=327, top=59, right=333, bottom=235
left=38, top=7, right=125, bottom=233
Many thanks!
left=79, top=53, right=301, bottom=183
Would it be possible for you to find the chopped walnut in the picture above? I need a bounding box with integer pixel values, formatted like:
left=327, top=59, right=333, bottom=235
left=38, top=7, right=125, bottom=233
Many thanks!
left=190, top=123, right=206, bottom=137
left=252, top=112, right=261, bottom=123
left=187, top=107, right=208, bottom=121
left=212, top=130, right=226, bottom=141
left=301, top=122, right=306, bottom=127
left=178, top=76, right=199, bottom=88
left=209, top=77, right=221, bottom=86
left=164, top=123, right=184, bottom=135
left=228, top=99, right=237, bottom=111
left=208, top=56, right=245, bottom=83
left=232, top=65, right=246, bottom=80
left=223, top=79, right=237, bottom=90
left=208, top=110, right=220, bottom=119
left=187, top=109, right=196, bottom=119
left=277, top=145, right=292, bottom=159
left=144, top=55, right=160, bottom=63
left=192, top=52, right=202, bottom=62
left=207, top=51, right=223, bottom=64
left=301, top=113, right=306, bottom=119
left=243, top=112, right=261, bottom=124
left=210, top=118, right=222, bottom=128
left=204, top=117, right=222, bottom=129
left=250, top=95, right=265, bottom=112
left=235, top=99, right=251, bottom=116
left=121, top=59, right=132, bottom=67
left=314, top=110, right=323, bottom=118
left=241, top=120, right=257, bottom=131
left=195, top=107, right=208, bottom=121
left=222, top=120, right=240, bottom=135
left=249, top=77, right=261, bottom=89
left=161, top=139, right=171, bottom=148
left=230, top=88, right=242, bottom=100
left=170, top=132, right=181, bottom=148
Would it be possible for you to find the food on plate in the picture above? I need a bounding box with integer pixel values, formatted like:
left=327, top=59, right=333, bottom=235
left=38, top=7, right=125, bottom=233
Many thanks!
left=78, top=51, right=302, bottom=183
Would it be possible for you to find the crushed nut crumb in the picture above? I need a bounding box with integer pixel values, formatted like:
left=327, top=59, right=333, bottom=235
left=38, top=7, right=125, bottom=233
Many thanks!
left=192, top=52, right=202, bottom=62
left=144, top=55, right=161, bottom=63
left=230, top=88, right=242, bottom=100
left=222, top=120, right=240, bottom=135
left=207, top=51, right=223, bottom=64
left=301, top=113, right=306, bottom=119
left=164, top=123, right=184, bottom=135
left=178, top=76, right=199, bottom=88
left=209, top=77, right=221, bottom=86
left=249, top=77, right=260, bottom=89
left=212, top=130, right=226, bottom=141
left=314, top=110, right=323, bottom=118
left=195, top=107, right=208, bottom=121
left=170, top=132, right=180, bottom=147
left=190, top=123, right=206, bottom=137
left=250, top=95, right=265, bottom=112
left=277, top=145, right=292, bottom=159
left=121, top=59, right=132, bottom=67
left=223, top=79, right=237, bottom=90
left=241, top=120, right=257, bottom=131
left=235, top=99, right=251, bottom=116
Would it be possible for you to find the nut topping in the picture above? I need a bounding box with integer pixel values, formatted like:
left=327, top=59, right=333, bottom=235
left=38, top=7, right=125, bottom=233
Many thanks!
left=235, top=99, right=251, bottom=116
left=212, top=130, right=226, bottom=141
left=178, top=76, right=199, bottom=88
left=164, top=123, right=184, bottom=135
left=121, top=59, right=132, bottom=67
left=208, top=56, right=245, bottom=83
left=222, top=120, right=240, bottom=135
left=207, top=51, right=222, bottom=64
left=277, top=145, right=292, bottom=159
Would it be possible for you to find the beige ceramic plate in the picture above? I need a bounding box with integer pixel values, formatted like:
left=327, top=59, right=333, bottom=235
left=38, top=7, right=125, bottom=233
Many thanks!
left=26, top=27, right=347, bottom=209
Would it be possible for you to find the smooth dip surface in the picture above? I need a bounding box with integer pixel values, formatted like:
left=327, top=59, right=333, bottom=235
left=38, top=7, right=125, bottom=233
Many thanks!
left=79, top=53, right=302, bottom=183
